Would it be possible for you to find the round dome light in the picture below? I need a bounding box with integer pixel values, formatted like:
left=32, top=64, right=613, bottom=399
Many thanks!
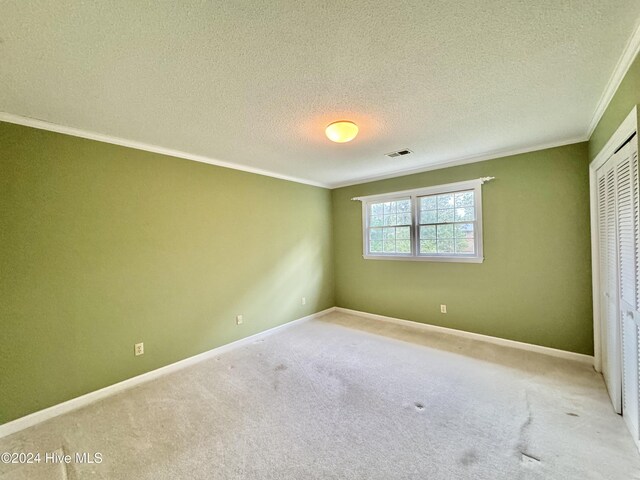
left=325, top=121, right=358, bottom=143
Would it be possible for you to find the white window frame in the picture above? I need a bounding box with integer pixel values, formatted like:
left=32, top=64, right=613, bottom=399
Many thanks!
left=354, top=178, right=493, bottom=263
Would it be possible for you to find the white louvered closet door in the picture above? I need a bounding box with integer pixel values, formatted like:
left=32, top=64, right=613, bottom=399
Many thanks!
left=598, top=155, right=623, bottom=414
left=597, top=136, right=640, bottom=449
left=616, top=141, right=640, bottom=448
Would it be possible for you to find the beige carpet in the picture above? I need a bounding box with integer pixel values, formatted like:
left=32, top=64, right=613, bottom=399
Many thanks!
left=0, top=311, right=638, bottom=479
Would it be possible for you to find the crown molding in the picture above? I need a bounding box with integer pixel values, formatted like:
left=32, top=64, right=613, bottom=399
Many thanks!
left=0, top=112, right=330, bottom=189
left=586, top=21, right=640, bottom=139
left=328, top=135, right=588, bottom=189
left=0, top=113, right=591, bottom=190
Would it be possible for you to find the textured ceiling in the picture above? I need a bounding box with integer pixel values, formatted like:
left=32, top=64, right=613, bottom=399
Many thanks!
left=1, top=1, right=640, bottom=187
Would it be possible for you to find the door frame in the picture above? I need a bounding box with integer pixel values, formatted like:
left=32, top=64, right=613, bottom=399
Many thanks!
left=590, top=105, right=638, bottom=374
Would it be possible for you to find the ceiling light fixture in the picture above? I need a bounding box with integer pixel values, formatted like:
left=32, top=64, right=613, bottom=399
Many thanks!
left=325, top=121, right=358, bottom=143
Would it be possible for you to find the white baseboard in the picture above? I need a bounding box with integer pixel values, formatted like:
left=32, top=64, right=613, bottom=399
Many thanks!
left=0, top=307, right=336, bottom=439
left=334, top=307, right=594, bottom=366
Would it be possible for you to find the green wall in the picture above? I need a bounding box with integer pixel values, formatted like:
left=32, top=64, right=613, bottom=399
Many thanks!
left=590, top=54, right=640, bottom=160
left=0, top=116, right=601, bottom=424
left=0, top=122, right=334, bottom=424
left=332, top=143, right=593, bottom=355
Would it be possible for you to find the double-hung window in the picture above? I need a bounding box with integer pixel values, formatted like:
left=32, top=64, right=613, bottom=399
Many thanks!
left=356, top=178, right=491, bottom=263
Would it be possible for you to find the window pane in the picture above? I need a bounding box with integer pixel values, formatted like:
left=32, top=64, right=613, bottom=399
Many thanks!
left=367, top=226, right=412, bottom=255
left=420, top=225, right=436, bottom=239
left=420, top=196, right=437, bottom=210
left=383, top=202, right=395, bottom=214
left=454, top=223, right=474, bottom=239
left=396, top=240, right=411, bottom=253
left=455, top=238, right=475, bottom=254
left=383, top=214, right=397, bottom=226
left=436, top=224, right=454, bottom=238
left=454, top=191, right=474, bottom=207
left=437, top=209, right=454, bottom=223
left=437, top=194, right=454, bottom=209
left=420, top=210, right=437, bottom=223
left=370, top=214, right=383, bottom=227
left=419, top=191, right=475, bottom=229
left=370, top=198, right=412, bottom=231
left=396, top=213, right=411, bottom=225
left=455, top=207, right=474, bottom=221
left=383, top=228, right=396, bottom=240
left=420, top=239, right=437, bottom=253
left=370, top=240, right=383, bottom=252
left=396, top=226, right=410, bottom=239
left=397, top=199, right=411, bottom=213
left=437, top=238, right=454, bottom=253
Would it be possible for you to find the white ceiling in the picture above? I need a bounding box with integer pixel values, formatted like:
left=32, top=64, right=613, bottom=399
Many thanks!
left=1, top=1, right=640, bottom=188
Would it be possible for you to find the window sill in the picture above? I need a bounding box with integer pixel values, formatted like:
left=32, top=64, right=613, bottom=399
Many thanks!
left=363, top=255, right=484, bottom=263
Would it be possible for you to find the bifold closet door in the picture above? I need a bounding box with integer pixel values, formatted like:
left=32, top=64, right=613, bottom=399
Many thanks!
left=598, top=138, right=640, bottom=448
left=598, top=158, right=623, bottom=414
left=615, top=142, right=640, bottom=446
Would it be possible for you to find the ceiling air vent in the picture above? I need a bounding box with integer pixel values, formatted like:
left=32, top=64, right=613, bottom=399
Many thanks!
left=386, top=149, right=413, bottom=158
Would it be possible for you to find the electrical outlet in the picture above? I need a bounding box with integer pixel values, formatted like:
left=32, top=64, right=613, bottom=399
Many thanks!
left=301, top=297, right=306, bottom=305
left=236, top=314, right=243, bottom=325
left=440, top=304, right=447, bottom=314
left=134, top=342, right=144, bottom=356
